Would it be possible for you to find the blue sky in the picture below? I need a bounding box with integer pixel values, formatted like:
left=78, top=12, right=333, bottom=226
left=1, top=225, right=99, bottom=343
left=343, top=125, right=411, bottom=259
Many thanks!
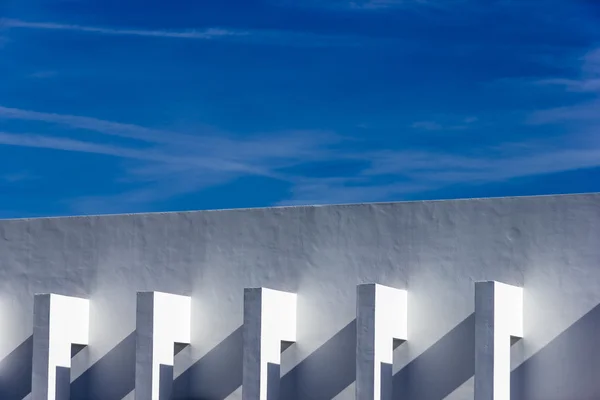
left=0, top=0, right=599, bottom=218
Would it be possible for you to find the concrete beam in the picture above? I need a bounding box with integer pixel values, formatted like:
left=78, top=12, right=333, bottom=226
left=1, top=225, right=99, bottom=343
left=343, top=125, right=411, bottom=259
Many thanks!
left=135, top=291, right=191, bottom=400
left=242, top=287, right=297, bottom=400
left=474, top=281, right=523, bottom=400
left=356, top=284, right=408, bottom=400
left=32, top=294, right=89, bottom=400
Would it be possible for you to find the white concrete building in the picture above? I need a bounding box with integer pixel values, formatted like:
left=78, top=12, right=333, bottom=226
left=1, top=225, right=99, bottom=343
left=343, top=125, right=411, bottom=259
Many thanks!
left=0, top=193, right=598, bottom=399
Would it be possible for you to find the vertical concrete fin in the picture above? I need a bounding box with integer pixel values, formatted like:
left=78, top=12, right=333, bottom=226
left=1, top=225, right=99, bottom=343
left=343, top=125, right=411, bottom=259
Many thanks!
left=242, top=287, right=297, bottom=400
left=474, top=281, right=523, bottom=400
left=32, top=293, right=89, bottom=400
left=135, top=291, right=191, bottom=400
left=356, top=284, right=408, bottom=400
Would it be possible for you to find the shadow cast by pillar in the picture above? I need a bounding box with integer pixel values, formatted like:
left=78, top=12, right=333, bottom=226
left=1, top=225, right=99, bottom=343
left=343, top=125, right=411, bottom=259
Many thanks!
left=160, top=364, right=175, bottom=400
left=173, top=327, right=244, bottom=400
left=70, top=332, right=136, bottom=400
left=0, top=336, right=33, bottom=400
left=511, top=303, right=600, bottom=400
left=55, top=366, right=71, bottom=400
left=280, top=319, right=357, bottom=400
left=393, top=314, right=475, bottom=399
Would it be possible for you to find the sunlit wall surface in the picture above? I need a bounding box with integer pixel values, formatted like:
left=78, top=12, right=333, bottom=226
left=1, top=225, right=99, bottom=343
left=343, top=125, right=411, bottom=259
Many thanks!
left=0, top=193, right=598, bottom=399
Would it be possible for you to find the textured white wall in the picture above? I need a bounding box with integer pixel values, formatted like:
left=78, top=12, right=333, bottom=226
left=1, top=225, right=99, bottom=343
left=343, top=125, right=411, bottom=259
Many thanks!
left=0, top=193, right=598, bottom=399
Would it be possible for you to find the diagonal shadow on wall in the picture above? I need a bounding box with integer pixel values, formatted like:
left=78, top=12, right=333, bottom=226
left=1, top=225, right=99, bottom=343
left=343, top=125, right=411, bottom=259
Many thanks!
left=0, top=336, right=33, bottom=400
left=173, top=326, right=244, bottom=400
left=280, top=319, right=357, bottom=400
left=2, top=305, right=597, bottom=400
left=393, top=314, right=475, bottom=399
left=70, top=332, right=136, bottom=400
left=174, top=320, right=357, bottom=400
left=511, top=303, right=600, bottom=400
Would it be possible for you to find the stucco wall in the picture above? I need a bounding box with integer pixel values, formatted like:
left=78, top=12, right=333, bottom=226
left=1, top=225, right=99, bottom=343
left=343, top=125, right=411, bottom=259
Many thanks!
left=0, top=193, right=599, bottom=399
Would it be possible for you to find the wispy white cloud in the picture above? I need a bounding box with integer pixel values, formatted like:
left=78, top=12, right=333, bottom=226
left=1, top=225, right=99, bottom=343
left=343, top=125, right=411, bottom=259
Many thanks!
left=366, top=146, right=600, bottom=182
left=348, top=0, right=426, bottom=9
left=3, top=101, right=599, bottom=212
left=0, top=106, right=343, bottom=212
left=1, top=170, right=38, bottom=183
left=280, top=141, right=600, bottom=205
left=2, top=19, right=245, bottom=40
left=0, top=106, right=339, bottom=170
left=3, top=49, right=600, bottom=211
left=535, top=78, right=600, bottom=93
left=0, top=131, right=171, bottom=162
left=411, top=121, right=443, bottom=131
left=347, top=0, right=455, bottom=10
left=274, top=0, right=458, bottom=11
left=582, top=47, right=600, bottom=77
left=535, top=48, right=600, bottom=94
left=28, top=71, right=58, bottom=79
left=280, top=177, right=431, bottom=205
left=529, top=47, right=600, bottom=126
left=1, top=18, right=367, bottom=47
left=281, top=46, right=600, bottom=206
left=283, top=43, right=600, bottom=206
left=0, top=106, right=189, bottom=143
left=411, top=116, right=478, bottom=131
left=528, top=100, right=600, bottom=125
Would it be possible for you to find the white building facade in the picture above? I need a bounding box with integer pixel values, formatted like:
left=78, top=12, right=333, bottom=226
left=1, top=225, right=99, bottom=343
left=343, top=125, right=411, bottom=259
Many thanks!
left=0, top=193, right=598, bottom=399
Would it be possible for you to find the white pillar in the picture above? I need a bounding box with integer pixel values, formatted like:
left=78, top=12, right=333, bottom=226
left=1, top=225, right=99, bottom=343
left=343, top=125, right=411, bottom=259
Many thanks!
left=474, top=281, right=523, bottom=400
left=135, top=291, right=191, bottom=400
left=32, top=294, right=90, bottom=400
left=242, top=287, right=297, bottom=400
left=356, top=284, right=408, bottom=400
